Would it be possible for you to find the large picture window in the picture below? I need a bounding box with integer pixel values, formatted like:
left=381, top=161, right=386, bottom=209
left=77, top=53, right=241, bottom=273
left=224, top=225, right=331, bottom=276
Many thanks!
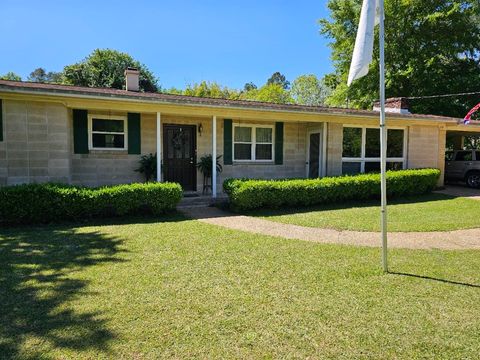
left=89, top=115, right=127, bottom=150
left=233, top=124, right=274, bottom=161
left=342, top=126, right=406, bottom=175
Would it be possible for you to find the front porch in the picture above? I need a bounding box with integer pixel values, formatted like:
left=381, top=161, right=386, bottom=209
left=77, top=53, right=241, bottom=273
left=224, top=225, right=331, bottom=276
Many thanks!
left=153, top=113, right=333, bottom=198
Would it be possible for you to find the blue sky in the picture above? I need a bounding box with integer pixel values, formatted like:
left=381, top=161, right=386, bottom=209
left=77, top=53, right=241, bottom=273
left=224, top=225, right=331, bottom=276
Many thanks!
left=1, top=0, right=333, bottom=89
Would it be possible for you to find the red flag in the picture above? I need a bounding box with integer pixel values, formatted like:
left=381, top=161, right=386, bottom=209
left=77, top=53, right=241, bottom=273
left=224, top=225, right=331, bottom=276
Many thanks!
left=464, top=102, right=480, bottom=124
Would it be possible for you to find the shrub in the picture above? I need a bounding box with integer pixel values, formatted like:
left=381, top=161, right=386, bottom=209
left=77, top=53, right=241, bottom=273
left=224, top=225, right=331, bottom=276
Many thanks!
left=0, top=182, right=182, bottom=225
left=223, top=169, right=441, bottom=211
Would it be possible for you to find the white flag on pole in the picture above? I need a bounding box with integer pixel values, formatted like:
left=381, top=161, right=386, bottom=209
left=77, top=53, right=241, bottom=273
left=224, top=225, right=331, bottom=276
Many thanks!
left=347, top=0, right=380, bottom=86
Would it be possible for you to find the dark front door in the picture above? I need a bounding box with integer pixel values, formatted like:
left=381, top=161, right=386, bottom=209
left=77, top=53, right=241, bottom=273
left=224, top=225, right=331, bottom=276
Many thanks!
left=308, top=132, right=321, bottom=178
left=163, top=124, right=196, bottom=191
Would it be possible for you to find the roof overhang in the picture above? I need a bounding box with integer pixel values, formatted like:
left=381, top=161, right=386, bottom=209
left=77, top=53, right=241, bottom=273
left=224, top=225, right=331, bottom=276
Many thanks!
left=0, top=81, right=463, bottom=127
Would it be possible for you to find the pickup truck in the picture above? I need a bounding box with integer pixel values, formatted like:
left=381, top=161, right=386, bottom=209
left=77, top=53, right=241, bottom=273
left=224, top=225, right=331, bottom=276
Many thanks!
left=445, top=150, right=480, bottom=188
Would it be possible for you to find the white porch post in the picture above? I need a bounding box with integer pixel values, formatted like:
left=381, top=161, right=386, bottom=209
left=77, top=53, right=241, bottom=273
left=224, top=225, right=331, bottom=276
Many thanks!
left=156, top=112, right=162, bottom=182
left=212, top=116, right=217, bottom=198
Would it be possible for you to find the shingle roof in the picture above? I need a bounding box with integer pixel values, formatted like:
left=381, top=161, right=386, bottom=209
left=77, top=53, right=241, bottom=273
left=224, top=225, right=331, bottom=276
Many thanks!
left=0, top=79, right=461, bottom=122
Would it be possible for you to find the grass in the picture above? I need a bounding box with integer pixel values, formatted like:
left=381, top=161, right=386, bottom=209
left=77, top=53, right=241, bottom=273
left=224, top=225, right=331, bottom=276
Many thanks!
left=248, top=193, right=480, bottom=232
left=1, top=215, right=480, bottom=358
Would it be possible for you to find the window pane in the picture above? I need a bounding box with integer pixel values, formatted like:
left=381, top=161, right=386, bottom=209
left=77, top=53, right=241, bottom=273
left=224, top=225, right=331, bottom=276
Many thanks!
left=92, top=119, right=124, bottom=132
left=365, top=128, right=380, bottom=157
left=445, top=151, right=454, bottom=161
left=455, top=151, right=473, bottom=161
left=476, top=151, right=480, bottom=161
left=234, top=126, right=252, bottom=142
left=343, top=127, right=362, bottom=157
left=387, top=162, right=404, bottom=171
left=92, top=134, right=124, bottom=148
left=365, top=161, right=380, bottom=173
left=256, top=144, right=272, bottom=160
left=234, top=143, right=252, bottom=160
left=387, top=129, right=404, bottom=158
left=256, top=128, right=272, bottom=143
left=342, top=162, right=361, bottom=175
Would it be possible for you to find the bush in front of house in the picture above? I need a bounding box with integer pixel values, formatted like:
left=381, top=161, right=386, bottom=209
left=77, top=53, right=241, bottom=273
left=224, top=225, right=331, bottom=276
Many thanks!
left=0, top=182, right=183, bottom=225
left=223, top=168, right=441, bottom=211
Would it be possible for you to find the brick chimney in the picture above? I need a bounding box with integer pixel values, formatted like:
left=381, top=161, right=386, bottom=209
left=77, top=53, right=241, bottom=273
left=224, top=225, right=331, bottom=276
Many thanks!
left=373, top=97, right=410, bottom=114
left=124, top=67, right=140, bottom=92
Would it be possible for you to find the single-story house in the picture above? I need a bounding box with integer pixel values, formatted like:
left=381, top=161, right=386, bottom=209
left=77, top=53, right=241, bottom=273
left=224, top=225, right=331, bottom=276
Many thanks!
left=0, top=70, right=478, bottom=197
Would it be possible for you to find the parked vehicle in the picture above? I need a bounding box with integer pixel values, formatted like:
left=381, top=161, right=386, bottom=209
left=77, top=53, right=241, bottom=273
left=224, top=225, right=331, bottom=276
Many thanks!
left=445, top=150, right=480, bottom=188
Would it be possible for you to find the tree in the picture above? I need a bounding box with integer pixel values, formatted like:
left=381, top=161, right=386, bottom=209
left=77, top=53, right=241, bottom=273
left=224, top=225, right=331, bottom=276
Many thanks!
left=290, top=74, right=332, bottom=106
left=243, top=82, right=257, bottom=91
left=0, top=72, right=22, bottom=81
left=27, top=68, right=63, bottom=83
left=319, top=0, right=480, bottom=117
left=267, top=72, right=290, bottom=89
left=240, top=83, right=293, bottom=104
left=28, top=68, right=47, bottom=82
left=62, top=49, right=158, bottom=92
left=181, top=81, right=240, bottom=99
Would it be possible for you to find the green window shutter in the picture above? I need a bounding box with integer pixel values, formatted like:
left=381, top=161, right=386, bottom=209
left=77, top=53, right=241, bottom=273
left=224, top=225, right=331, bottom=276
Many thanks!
left=275, top=122, right=284, bottom=165
left=224, top=119, right=233, bottom=165
left=127, top=113, right=141, bottom=154
left=73, top=109, right=88, bottom=154
left=0, top=99, right=3, bottom=142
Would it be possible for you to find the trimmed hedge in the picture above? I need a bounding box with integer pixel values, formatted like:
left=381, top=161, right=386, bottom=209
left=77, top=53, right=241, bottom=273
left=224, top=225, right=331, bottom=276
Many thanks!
left=0, top=182, right=182, bottom=225
left=223, top=169, right=441, bottom=211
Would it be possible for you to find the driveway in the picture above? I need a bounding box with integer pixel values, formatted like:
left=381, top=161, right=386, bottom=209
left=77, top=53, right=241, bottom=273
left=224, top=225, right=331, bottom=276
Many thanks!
left=435, top=185, right=480, bottom=200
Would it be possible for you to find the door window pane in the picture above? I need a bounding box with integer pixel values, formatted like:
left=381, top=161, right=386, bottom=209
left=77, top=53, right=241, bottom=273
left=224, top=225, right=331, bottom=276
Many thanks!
left=387, top=129, right=404, bottom=157
left=256, top=144, right=272, bottom=160
left=343, top=127, right=362, bottom=157
left=234, top=144, right=252, bottom=160
left=256, top=128, right=272, bottom=143
left=234, top=127, right=252, bottom=142
left=342, top=162, right=361, bottom=175
left=365, top=128, right=380, bottom=157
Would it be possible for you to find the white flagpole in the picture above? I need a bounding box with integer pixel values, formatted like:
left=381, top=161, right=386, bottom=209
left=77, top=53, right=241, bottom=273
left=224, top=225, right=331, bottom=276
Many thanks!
left=378, top=0, right=388, bottom=272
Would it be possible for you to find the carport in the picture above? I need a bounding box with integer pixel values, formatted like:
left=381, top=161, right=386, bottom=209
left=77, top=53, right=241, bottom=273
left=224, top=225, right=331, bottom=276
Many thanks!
left=444, top=125, right=480, bottom=188
left=446, top=130, right=480, bottom=151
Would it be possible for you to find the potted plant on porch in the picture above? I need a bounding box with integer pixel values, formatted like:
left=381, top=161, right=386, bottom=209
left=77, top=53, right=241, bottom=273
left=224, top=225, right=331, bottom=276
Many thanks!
left=135, top=153, right=157, bottom=182
left=196, top=154, right=223, bottom=194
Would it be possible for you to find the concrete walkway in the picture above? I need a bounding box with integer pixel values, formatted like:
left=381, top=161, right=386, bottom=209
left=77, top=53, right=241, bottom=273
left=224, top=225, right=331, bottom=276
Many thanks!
left=181, top=206, right=480, bottom=250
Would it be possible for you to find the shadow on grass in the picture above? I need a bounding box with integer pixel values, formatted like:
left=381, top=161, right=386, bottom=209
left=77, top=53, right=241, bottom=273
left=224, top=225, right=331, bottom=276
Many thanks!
left=390, top=271, right=480, bottom=288
left=0, top=225, right=128, bottom=359
left=1, top=211, right=189, bottom=230
left=245, top=193, right=458, bottom=218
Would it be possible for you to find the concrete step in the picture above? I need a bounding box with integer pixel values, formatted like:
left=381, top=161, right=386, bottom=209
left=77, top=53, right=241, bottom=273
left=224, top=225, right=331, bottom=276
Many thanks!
left=177, top=195, right=227, bottom=208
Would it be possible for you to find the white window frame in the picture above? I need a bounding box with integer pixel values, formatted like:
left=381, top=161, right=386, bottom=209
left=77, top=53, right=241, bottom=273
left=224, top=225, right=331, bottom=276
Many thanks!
left=341, top=124, right=407, bottom=173
left=233, top=123, right=275, bottom=162
left=88, top=114, right=128, bottom=151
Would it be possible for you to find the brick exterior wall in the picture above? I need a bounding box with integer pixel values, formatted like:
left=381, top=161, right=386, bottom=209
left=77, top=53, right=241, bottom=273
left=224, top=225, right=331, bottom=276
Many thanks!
left=70, top=110, right=150, bottom=186
left=0, top=99, right=448, bottom=190
left=0, top=100, right=70, bottom=185
left=326, top=123, right=343, bottom=176
left=407, top=125, right=445, bottom=186
left=218, top=120, right=307, bottom=189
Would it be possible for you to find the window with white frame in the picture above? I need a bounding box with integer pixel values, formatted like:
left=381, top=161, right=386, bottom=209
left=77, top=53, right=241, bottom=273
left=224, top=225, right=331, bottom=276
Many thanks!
left=342, top=125, right=406, bottom=174
left=233, top=124, right=274, bottom=161
left=89, top=115, right=127, bottom=150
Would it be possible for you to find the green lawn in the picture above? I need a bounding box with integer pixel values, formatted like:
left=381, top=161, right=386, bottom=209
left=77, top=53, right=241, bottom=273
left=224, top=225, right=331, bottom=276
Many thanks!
left=249, top=193, right=480, bottom=232
left=1, top=216, right=480, bottom=358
